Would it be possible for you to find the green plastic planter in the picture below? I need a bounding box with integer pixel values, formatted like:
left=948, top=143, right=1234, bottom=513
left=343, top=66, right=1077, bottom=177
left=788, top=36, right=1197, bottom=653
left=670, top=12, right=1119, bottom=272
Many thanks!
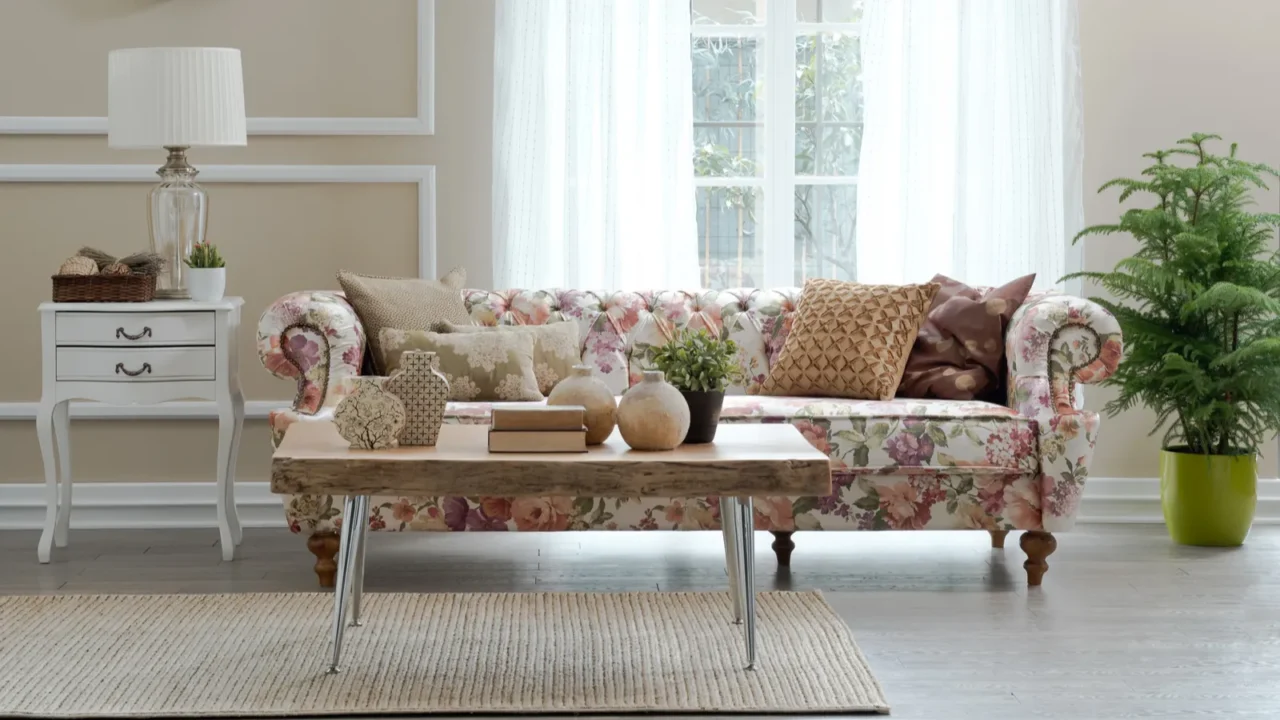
left=1159, top=448, right=1257, bottom=546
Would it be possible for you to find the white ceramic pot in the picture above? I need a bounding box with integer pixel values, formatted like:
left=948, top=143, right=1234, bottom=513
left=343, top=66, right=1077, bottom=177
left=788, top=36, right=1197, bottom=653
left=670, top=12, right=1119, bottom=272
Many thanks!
left=547, top=365, right=617, bottom=445
left=187, top=267, right=226, bottom=302
left=616, top=370, right=690, bottom=451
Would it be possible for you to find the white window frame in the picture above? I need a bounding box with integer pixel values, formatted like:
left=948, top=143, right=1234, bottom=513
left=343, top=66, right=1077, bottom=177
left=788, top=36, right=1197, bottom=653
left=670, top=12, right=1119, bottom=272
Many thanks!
left=692, top=0, right=861, bottom=288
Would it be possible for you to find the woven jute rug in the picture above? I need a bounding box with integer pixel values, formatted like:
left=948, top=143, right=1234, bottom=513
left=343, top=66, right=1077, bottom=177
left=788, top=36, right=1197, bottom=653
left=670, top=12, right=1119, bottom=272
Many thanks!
left=0, top=590, right=888, bottom=717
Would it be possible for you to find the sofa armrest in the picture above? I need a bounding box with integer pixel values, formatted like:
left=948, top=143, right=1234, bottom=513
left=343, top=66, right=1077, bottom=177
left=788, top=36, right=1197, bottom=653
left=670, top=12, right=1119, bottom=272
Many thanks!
left=257, top=291, right=365, bottom=415
left=1007, top=294, right=1123, bottom=419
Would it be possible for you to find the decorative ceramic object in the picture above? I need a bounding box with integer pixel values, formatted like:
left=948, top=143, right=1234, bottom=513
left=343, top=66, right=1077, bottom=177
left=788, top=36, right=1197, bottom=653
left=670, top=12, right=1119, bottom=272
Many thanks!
left=187, top=267, right=226, bottom=302
left=385, top=350, right=450, bottom=446
left=58, top=256, right=99, bottom=276
left=333, top=377, right=406, bottom=450
left=547, top=364, right=617, bottom=445
left=616, top=370, right=690, bottom=451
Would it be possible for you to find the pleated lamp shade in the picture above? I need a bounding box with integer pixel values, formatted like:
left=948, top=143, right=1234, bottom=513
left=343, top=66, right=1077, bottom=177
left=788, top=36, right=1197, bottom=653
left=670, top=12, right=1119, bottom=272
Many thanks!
left=108, top=47, right=247, bottom=149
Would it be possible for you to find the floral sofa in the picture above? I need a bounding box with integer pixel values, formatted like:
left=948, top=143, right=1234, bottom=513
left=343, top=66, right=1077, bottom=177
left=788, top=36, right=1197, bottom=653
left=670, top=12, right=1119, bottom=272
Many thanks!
left=258, top=287, right=1122, bottom=588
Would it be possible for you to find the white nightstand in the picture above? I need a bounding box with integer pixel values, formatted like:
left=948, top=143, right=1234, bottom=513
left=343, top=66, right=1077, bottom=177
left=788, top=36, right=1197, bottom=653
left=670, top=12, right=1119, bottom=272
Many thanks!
left=36, top=298, right=246, bottom=563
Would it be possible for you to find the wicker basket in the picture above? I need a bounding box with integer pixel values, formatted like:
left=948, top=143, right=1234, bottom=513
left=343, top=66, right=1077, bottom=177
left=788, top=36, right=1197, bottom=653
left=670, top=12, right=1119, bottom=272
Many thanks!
left=52, top=274, right=157, bottom=303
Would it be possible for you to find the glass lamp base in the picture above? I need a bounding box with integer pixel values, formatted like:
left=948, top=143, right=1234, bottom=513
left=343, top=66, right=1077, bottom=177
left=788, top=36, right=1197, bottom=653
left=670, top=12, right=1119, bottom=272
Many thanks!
left=149, top=147, right=208, bottom=299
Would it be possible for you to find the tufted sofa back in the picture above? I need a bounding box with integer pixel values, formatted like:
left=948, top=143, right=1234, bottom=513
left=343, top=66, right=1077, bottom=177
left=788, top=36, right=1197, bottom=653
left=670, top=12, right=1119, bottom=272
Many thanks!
left=461, top=288, right=803, bottom=396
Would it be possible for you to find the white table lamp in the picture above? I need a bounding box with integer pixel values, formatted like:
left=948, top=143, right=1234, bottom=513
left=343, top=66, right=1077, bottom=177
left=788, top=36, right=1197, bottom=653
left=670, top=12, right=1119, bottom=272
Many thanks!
left=108, top=47, right=247, bottom=298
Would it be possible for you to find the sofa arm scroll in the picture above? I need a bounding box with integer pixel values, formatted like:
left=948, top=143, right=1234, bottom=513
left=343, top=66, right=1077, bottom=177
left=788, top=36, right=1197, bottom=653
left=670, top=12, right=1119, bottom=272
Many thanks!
left=1007, top=294, right=1122, bottom=419
left=257, top=291, right=365, bottom=415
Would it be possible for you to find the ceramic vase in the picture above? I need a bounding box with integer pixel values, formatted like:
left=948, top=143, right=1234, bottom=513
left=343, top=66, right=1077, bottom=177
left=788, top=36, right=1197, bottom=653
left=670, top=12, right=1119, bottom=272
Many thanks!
left=385, top=351, right=450, bottom=446
left=547, top=364, right=617, bottom=445
left=616, top=370, right=690, bottom=451
left=333, top=377, right=406, bottom=450
left=186, top=267, right=226, bottom=302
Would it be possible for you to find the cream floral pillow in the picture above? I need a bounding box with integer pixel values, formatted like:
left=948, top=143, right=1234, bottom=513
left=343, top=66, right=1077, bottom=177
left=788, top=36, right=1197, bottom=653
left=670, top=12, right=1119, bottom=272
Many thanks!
left=379, top=328, right=542, bottom=402
left=432, top=320, right=580, bottom=395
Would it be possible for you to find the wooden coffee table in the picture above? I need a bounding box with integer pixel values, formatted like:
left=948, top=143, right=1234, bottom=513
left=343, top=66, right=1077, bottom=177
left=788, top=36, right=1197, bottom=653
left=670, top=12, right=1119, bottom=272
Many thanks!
left=271, top=422, right=830, bottom=674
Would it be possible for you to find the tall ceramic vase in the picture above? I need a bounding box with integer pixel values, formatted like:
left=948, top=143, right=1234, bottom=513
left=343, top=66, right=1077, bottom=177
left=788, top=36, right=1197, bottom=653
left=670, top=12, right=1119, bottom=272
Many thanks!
left=333, top=377, right=406, bottom=450
left=616, top=370, right=690, bottom=451
left=547, top=364, right=617, bottom=445
left=385, top=350, right=450, bottom=446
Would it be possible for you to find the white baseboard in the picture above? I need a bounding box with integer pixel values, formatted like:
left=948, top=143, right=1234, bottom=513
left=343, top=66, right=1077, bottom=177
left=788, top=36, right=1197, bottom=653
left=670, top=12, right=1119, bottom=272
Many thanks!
left=1, top=478, right=1276, bottom=531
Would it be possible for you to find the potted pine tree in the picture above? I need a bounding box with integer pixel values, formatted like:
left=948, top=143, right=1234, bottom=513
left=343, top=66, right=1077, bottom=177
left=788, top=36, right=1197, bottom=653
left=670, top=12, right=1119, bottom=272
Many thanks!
left=1069, top=133, right=1280, bottom=546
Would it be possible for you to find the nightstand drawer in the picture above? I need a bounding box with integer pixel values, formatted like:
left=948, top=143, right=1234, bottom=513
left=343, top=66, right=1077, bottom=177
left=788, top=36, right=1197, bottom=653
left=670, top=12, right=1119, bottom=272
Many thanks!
left=56, top=347, right=216, bottom=381
left=55, top=312, right=215, bottom=346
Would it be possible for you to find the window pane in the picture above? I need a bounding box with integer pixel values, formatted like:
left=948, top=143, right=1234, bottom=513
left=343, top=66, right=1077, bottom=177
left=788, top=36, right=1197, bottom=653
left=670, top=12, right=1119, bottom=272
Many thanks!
left=819, top=32, right=861, bottom=123
left=692, top=37, right=760, bottom=123
left=695, top=124, right=762, bottom=177
left=697, top=187, right=764, bottom=289
left=795, top=124, right=815, bottom=174
left=693, top=0, right=765, bottom=25
left=797, top=0, right=864, bottom=22
left=794, top=184, right=857, bottom=283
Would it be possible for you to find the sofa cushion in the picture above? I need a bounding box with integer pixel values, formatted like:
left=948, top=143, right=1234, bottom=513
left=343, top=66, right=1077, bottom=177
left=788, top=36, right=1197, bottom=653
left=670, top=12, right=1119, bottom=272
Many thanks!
left=337, top=268, right=472, bottom=374
left=437, top=395, right=1034, bottom=475
left=432, top=320, right=581, bottom=395
left=379, top=328, right=543, bottom=401
left=758, top=280, right=939, bottom=401
left=898, top=273, right=1035, bottom=402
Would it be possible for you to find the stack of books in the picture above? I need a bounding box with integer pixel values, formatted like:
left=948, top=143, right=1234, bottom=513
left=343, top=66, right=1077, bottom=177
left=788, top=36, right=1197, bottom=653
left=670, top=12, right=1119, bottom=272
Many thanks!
left=488, top=405, right=588, bottom=453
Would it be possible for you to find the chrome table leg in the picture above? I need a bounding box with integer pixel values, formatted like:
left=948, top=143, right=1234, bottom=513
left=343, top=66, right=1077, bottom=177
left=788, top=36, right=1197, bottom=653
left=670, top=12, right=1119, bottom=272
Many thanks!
left=327, top=495, right=361, bottom=674
left=350, top=495, right=369, bottom=627
left=733, top=496, right=757, bottom=669
left=720, top=497, right=744, bottom=624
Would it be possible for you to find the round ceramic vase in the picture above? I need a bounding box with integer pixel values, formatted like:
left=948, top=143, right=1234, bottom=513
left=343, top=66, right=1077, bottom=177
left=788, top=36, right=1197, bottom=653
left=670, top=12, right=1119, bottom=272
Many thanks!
left=333, top=377, right=406, bottom=450
left=616, top=370, right=690, bottom=451
left=547, top=364, right=617, bottom=445
left=1160, top=448, right=1257, bottom=546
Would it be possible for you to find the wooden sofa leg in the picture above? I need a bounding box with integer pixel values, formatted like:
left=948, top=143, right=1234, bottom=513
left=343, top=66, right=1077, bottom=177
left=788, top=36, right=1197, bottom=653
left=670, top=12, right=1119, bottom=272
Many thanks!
left=770, top=531, right=795, bottom=567
left=307, top=531, right=340, bottom=588
left=989, top=529, right=1009, bottom=549
left=1020, top=530, right=1057, bottom=586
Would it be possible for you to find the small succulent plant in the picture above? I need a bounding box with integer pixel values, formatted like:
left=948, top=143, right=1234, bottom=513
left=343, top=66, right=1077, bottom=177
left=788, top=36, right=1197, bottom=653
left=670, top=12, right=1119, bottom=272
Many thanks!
left=651, top=329, right=743, bottom=393
left=184, top=242, right=226, bottom=269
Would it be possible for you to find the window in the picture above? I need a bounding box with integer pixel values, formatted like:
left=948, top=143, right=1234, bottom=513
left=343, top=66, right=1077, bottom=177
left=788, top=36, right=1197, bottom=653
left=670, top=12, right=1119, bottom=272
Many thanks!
left=692, top=0, right=864, bottom=289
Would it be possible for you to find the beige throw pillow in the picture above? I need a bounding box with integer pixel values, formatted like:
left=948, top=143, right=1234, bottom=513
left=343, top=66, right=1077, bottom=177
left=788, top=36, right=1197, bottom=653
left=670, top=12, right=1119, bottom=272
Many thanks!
left=757, top=279, right=940, bottom=401
left=337, top=268, right=472, bottom=374
left=432, top=320, right=580, bottom=395
left=379, top=328, right=542, bottom=402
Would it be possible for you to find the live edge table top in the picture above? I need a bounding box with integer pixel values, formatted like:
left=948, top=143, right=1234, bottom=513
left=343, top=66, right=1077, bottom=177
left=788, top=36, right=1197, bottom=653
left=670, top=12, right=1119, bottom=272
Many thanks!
left=271, top=422, right=832, bottom=498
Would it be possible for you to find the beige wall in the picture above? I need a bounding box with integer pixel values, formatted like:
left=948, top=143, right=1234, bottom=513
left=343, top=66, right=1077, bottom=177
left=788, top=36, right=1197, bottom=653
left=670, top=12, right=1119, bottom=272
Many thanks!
left=0, top=0, right=1275, bottom=485
left=0, top=0, right=495, bottom=484
left=1079, top=0, right=1280, bottom=478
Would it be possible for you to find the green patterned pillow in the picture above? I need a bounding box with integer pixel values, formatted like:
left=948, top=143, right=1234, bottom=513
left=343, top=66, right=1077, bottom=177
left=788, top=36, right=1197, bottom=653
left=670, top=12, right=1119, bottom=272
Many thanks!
left=378, top=328, right=542, bottom=401
left=431, top=320, right=580, bottom=395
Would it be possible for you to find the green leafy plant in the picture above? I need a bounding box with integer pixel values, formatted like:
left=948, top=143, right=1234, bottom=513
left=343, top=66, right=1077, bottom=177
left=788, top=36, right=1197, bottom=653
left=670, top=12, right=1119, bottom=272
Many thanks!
left=183, top=242, right=226, bottom=269
left=1066, top=133, right=1280, bottom=455
left=651, top=329, right=743, bottom=393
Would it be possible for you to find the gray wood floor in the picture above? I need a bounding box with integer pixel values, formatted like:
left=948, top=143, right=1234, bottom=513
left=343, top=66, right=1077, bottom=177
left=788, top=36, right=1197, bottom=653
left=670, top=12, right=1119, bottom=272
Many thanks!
left=3, top=525, right=1279, bottom=719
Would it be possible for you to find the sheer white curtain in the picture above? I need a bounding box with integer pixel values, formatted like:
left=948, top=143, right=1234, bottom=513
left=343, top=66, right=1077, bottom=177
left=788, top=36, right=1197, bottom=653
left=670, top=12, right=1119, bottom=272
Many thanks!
left=492, top=0, right=698, bottom=290
left=856, top=0, right=1083, bottom=289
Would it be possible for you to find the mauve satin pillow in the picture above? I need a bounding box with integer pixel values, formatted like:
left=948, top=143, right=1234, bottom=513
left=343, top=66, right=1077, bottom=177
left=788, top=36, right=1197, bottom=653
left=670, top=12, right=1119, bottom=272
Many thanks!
left=896, top=273, right=1035, bottom=402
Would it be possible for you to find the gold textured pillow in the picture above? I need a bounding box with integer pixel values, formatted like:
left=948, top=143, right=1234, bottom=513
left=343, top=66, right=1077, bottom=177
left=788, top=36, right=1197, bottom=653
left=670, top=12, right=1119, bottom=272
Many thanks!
left=337, top=268, right=472, bottom=374
left=379, top=328, right=542, bottom=402
left=757, top=279, right=940, bottom=400
left=432, top=320, right=581, bottom=395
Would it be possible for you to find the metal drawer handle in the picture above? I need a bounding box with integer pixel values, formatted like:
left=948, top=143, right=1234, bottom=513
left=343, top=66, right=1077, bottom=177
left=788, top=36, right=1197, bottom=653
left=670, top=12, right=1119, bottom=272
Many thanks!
left=116, top=326, right=152, bottom=341
left=115, top=362, right=152, bottom=377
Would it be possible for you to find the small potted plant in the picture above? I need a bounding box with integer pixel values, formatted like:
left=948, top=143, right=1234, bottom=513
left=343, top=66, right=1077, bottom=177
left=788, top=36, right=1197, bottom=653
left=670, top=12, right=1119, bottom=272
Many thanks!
left=1068, top=133, right=1280, bottom=546
left=651, top=329, right=743, bottom=444
left=184, top=242, right=226, bottom=302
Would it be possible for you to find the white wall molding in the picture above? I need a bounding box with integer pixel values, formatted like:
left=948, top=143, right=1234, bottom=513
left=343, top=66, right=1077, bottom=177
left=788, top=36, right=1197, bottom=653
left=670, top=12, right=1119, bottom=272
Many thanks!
left=0, top=477, right=1276, bottom=531
left=0, top=163, right=437, bottom=280
left=0, top=401, right=284, bottom=421
left=0, top=0, right=434, bottom=136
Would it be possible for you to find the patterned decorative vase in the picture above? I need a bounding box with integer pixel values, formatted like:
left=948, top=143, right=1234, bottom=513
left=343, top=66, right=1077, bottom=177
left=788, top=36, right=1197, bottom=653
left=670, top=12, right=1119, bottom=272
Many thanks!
left=547, top=364, right=617, bottom=445
left=333, top=377, right=406, bottom=450
left=616, top=370, right=690, bottom=451
left=385, top=350, right=450, bottom=446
